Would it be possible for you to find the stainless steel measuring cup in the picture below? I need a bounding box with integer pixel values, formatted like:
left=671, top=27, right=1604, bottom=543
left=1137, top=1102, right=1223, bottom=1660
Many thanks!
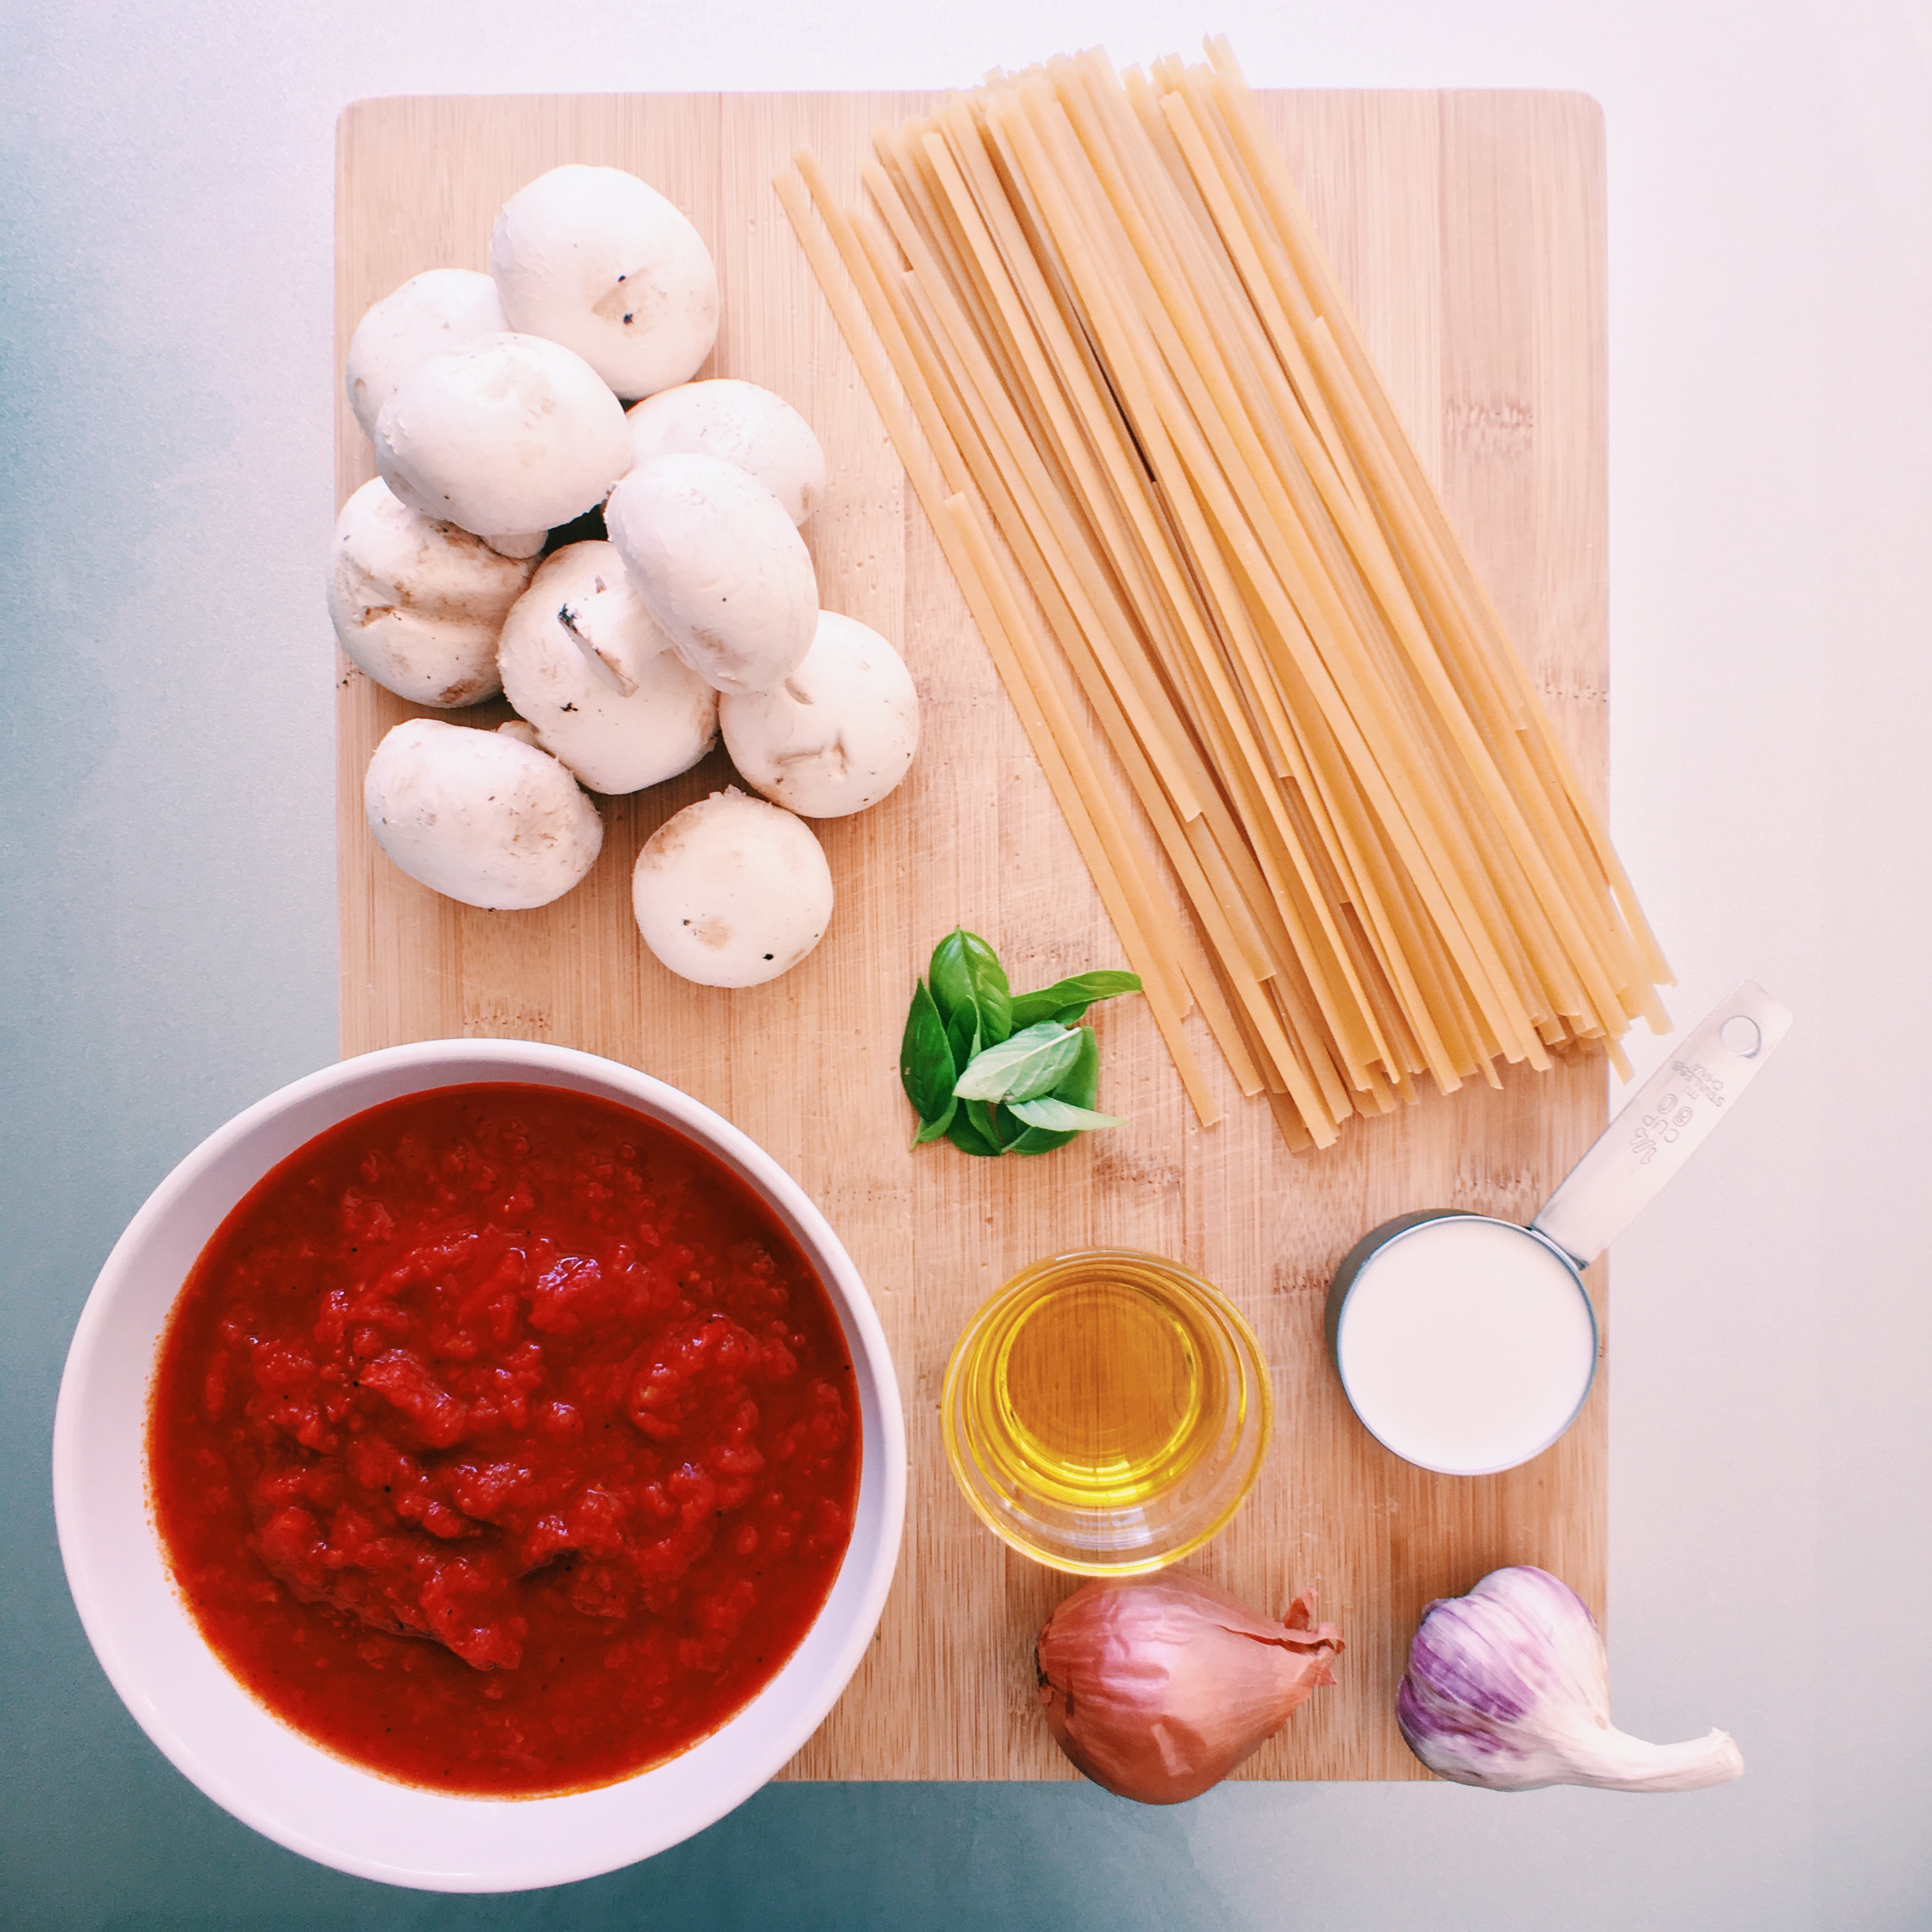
left=1324, top=981, right=1793, bottom=1475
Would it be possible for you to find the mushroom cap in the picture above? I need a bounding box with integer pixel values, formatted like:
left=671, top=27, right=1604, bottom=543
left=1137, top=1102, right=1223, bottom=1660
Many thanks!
left=364, top=716, right=603, bottom=911
left=478, top=529, right=549, bottom=561
left=344, top=268, right=509, bottom=441
left=624, top=379, right=827, bottom=524
left=604, top=452, right=817, bottom=697
left=491, top=164, right=718, bottom=402
left=326, top=477, right=537, bottom=707
left=719, top=610, right=920, bottom=818
left=631, top=789, right=832, bottom=988
left=498, top=542, right=718, bottom=795
left=373, top=332, right=630, bottom=544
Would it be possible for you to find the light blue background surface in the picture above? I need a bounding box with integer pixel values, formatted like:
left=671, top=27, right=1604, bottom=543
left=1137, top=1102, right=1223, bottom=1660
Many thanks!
left=4, top=0, right=1928, bottom=1924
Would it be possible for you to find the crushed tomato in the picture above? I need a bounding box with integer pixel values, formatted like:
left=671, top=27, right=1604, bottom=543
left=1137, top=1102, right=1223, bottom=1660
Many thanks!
left=147, top=1083, right=861, bottom=1795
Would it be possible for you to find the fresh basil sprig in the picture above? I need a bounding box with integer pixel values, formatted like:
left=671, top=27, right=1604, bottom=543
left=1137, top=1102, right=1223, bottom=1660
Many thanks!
left=898, top=928, right=1140, bottom=1156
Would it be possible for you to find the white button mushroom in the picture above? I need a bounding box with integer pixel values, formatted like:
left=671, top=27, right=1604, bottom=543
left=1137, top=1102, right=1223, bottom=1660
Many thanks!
left=364, top=716, right=602, bottom=911
left=604, top=453, right=817, bottom=697
left=624, top=379, right=827, bottom=525
left=497, top=542, right=718, bottom=795
left=344, top=269, right=509, bottom=441
left=632, top=789, right=833, bottom=988
left=374, top=333, right=630, bottom=559
left=491, top=164, right=719, bottom=402
left=326, top=478, right=537, bottom=707
left=719, top=611, right=920, bottom=818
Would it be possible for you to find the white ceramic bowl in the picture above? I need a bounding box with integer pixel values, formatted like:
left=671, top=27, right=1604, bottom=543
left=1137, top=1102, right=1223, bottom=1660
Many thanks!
left=52, top=1039, right=906, bottom=1892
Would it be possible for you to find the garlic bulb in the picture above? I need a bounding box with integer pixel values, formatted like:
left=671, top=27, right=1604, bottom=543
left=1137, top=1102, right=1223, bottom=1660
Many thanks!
left=1397, top=1565, right=1744, bottom=1792
left=1036, top=1573, right=1343, bottom=1804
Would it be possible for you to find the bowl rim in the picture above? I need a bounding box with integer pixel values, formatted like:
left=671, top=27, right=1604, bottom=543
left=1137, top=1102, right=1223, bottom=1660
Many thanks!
left=51, top=1038, right=907, bottom=1892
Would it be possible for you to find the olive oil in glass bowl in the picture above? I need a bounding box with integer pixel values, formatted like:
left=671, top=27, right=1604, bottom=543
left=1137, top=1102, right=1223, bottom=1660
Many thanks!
left=940, top=1250, right=1272, bottom=1574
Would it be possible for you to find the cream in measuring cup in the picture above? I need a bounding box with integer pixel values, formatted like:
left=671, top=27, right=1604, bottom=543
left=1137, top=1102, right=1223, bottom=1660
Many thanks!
left=1326, top=982, right=1792, bottom=1476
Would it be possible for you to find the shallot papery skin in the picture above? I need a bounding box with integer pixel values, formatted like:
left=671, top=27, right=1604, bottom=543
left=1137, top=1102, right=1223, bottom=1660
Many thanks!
left=1036, top=1572, right=1344, bottom=1804
left=1397, top=1565, right=1744, bottom=1793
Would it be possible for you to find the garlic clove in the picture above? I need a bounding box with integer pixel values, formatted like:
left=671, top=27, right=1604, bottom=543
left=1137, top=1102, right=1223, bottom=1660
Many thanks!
left=1036, top=1573, right=1342, bottom=1805
left=1397, top=1565, right=1744, bottom=1793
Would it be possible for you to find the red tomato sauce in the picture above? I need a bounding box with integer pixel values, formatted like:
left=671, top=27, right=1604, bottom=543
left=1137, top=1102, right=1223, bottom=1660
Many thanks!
left=147, top=1083, right=861, bottom=1795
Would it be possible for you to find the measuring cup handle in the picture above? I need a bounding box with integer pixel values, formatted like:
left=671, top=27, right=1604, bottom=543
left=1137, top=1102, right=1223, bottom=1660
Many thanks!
left=1530, top=981, right=1793, bottom=1268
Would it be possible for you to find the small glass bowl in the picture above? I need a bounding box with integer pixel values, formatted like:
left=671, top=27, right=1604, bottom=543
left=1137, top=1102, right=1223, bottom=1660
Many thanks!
left=940, top=1249, right=1273, bottom=1575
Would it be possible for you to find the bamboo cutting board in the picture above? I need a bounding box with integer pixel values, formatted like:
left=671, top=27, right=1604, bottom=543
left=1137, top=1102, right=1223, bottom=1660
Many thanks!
left=334, top=89, right=1611, bottom=1781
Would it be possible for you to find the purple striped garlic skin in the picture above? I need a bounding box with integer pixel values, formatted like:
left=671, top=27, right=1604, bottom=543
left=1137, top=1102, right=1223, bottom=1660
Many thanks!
left=1397, top=1565, right=1745, bottom=1793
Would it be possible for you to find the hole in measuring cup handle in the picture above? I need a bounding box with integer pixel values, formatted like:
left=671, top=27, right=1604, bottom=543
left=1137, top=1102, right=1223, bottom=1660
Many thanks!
left=1719, top=1015, right=1763, bottom=1056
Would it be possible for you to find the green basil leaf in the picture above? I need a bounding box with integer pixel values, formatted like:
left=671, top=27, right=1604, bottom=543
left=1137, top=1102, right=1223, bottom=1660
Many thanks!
left=1008, top=970, right=1142, bottom=1030
left=1005, top=1095, right=1126, bottom=1131
left=1001, top=1030, right=1083, bottom=1101
left=1002, top=1027, right=1100, bottom=1153
left=945, top=1000, right=981, bottom=1078
left=930, top=929, right=1013, bottom=1045
left=996, top=1106, right=1076, bottom=1155
left=946, top=1104, right=1008, bottom=1158
left=899, top=979, right=956, bottom=1123
left=928, top=931, right=974, bottom=1025
left=1055, top=1023, right=1101, bottom=1105
left=913, top=1097, right=958, bottom=1145
left=977, top=987, right=1014, bottom=1046
left=953, top=1022, right=1082, bottom=1103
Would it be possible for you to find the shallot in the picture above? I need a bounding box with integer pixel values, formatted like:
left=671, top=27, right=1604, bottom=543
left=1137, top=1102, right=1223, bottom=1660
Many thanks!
left=1035, top=1573, right=1342, bottom=1804
left=1397, top=1565, right=1744, bottom=1792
